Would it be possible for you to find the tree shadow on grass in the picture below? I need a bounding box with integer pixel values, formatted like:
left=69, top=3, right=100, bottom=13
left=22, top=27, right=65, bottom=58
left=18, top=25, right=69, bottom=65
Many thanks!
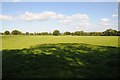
left=2, top=43, right=120, bottom=78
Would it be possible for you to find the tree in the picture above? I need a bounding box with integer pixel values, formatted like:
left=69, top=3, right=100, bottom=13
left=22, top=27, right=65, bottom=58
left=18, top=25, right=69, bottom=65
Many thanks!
left=11, top=30, right=22, bottom=35
left=49, top=32, right=52, bottom=35
left=0, top=32, right=3, bottom=35
left=113, top=30, right=118, bottom=36
left=73, top=31, right=84, bottom=36
left=26, top=32, right=29, bottom=35
left=38, top=33, right=41, bottom=35
left=53, top=30, right=60, bottom=36
left=103, top=29, right=117, bottom=36
left=30, top=33, right=34, bottom=35
left=64, top=31, right=71, bottom=35
left=4, top=30, right=10, bottom=35
left=117, top=31, right=120, bottom=36
left=41, top=32, right=49, bottom=35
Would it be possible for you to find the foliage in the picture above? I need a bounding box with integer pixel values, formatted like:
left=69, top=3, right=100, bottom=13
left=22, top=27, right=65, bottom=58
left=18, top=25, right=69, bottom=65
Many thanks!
left=26, top=32, right=29, bottom=35
left=4, top=31, right=10, bottom=35
left=103, top=29, right=118, bottom=36
left=64, top=31, right=71, bottom=35
left=2, top=29, right=120, bottom=36
left=11, top=30, right=22, bottom=35
left=29, top=33, right=34, bottom=35
left=41, top=32, right=49, bottom=35
left=73, top=31, right=84, bottom=36
left=53, top=30, right=60, bottom=36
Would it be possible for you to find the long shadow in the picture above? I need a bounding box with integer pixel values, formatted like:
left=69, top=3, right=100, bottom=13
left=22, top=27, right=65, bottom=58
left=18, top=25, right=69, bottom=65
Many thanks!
left=2, top=43, right=120, bottom=78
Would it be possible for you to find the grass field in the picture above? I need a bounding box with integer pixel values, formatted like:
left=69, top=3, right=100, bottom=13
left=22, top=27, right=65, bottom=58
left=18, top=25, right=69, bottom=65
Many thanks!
left=1, top=35, right=119, bottom=49
left=1, top=35, right=120, bottom=78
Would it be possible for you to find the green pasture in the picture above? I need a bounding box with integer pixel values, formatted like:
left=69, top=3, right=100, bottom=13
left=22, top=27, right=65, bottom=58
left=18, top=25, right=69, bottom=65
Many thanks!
left=1, top=35, right=119, bottom=49
left=1, top=35, right=120, bottom=78
left=2, top=43, right=120, bottom=78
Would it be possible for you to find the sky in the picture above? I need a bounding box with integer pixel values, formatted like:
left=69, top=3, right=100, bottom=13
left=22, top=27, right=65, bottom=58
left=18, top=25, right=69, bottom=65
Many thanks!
left=0, top=2, right=118, bottom=33
left=0, top=0, right=118, bottom=2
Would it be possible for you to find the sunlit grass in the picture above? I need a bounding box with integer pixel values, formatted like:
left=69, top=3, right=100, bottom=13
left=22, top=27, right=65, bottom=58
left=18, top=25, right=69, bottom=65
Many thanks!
left=1, top=35, right=119, bottom=49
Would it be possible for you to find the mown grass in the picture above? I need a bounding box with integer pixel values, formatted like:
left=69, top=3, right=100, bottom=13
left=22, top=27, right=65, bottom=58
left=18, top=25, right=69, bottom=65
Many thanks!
left=2, top=43, right=120, bottom=78
left=1, top=36, right=120, bottom=78
left=1, top=35, right=119, bottom=49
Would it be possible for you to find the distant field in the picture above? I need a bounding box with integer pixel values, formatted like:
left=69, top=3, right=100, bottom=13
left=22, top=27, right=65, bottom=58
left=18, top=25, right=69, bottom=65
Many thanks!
left=1, top=35, right=119, bottom=49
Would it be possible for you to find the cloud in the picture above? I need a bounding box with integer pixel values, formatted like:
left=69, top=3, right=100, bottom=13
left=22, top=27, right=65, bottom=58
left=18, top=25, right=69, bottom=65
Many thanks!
left=59, top=13, right=90, bottom=25
left=13, top=0, right=19, bottom=2
left=0, top=15, right=14, bottom=21
left=112, top=13, right=118, bottom=17
left=101, top=18, right=110, bottom=22
left=59, top=18, right=73, bottom=25
left=72, top=14, right=89, bottom=20
left=99, top=18, right=110, bottom=26
left=20, top=11, right=89, bottom=22
left=58, top=13, right=90, bottom=31
left=20, top=11, right=90, bottom=31
left=20, top=11, right=90, bottom=27
left=20, top=11, right=65, bottom=21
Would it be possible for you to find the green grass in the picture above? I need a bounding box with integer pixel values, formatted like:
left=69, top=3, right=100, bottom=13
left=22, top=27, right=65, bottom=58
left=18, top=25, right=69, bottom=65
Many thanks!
left=1, top=35, right=120, bottom=78
left=1, top=35, right=119, bottom=49
left=2, top=43, right=120, bottom=78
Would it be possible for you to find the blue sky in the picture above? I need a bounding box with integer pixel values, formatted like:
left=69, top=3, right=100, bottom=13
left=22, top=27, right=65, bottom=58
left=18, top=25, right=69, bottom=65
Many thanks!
left=0, top=2, right=118, bottom=33
left=0, top=0, right=118, bottom=2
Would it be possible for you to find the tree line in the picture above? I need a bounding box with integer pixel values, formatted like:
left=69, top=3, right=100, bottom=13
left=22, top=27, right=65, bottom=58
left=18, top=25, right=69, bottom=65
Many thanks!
left=1, top=29, right=120, bottom=36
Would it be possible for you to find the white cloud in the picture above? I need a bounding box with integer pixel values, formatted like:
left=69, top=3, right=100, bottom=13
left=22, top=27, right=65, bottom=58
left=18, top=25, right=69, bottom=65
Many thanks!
left=20, top=11, right=90, bottom=29
left=58, top=13, right=90, bottom=31
left=112, top=13, right=118, bottom=17
left=72, top=14, right=90, bottom=20
left=59, top=18, right=73, bottom=25
left=58, top=13, right=90, bottom=25
left=0, top=15, right=14, bottom=21
left=20, top=11, right=89, bottom=22
left=19, top=11, right=91, bottom=31
left=101, top=18, right=110, bottom=22
left=99, top=18, right=110, bottom=26
left=20, top=11, right=65, bottom=21
left=13, top=0, right=19, bottom=2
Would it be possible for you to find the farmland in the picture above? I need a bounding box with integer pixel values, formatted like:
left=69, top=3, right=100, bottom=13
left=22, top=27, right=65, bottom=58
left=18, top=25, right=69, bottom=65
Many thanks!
left=1, top=36, right=120, bottom=78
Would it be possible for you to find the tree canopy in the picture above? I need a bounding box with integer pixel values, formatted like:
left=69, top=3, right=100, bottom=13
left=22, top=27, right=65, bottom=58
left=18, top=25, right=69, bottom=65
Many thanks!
left=2, top=29, right=120, bottom=36
left=53, top=30, right=60, bottom=36
left=4, top=31, right=10, bottom=35
left=11, top=30, right=22, bottom=35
